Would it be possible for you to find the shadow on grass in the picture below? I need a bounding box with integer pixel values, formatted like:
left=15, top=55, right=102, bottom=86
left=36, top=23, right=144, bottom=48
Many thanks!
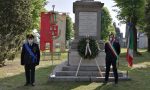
left=0, top=65, right=91, bottom=90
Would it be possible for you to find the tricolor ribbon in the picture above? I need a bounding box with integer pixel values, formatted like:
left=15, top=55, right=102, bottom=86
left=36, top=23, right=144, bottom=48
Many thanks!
left=108, top=41, right=119, bottom=61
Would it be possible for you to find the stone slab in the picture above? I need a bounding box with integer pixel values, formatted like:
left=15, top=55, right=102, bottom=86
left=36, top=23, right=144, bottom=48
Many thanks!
left=79, top=12, right=97, bottom=36
left=49, top=76, right=131, bottom=82
left=55, top=71, right=123, bottom=77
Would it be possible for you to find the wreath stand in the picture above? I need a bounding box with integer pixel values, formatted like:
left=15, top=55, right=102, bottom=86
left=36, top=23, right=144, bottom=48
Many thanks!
left=75, top=55, right=103, bottom=77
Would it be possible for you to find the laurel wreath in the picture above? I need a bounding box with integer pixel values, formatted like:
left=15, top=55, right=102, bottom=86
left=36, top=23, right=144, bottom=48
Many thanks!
left=77, top=37, right=99, bottom=59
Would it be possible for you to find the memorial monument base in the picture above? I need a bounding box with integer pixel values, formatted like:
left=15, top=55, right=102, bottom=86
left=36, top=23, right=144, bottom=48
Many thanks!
left=49, top=60, right=131, bottom=82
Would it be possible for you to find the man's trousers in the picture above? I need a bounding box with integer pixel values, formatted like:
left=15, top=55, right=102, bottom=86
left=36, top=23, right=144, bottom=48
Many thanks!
left=24, top=64, right=35, bottom=84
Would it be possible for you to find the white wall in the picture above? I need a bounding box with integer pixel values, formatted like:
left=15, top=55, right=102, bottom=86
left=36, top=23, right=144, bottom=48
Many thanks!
left=138, top=34, right=148, bottom=49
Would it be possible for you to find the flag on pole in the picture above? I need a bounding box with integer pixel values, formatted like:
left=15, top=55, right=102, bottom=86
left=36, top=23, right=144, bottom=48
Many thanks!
left=126, top=23, right=134, bottom=67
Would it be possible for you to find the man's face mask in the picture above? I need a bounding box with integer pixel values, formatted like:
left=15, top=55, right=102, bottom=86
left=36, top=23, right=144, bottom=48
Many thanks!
left=109, top=35, right=114, bottom=41
left=28, top=38, right=34, bottom=44
left=110, top=37, right=113, bottom=41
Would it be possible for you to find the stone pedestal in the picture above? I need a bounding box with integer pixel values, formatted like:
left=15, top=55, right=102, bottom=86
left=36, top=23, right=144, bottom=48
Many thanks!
left=68, top=50, right=105, bottom=66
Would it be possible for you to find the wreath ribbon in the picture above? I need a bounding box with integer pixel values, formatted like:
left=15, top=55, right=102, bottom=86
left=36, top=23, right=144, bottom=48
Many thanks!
left=85, top=39, right=92, bottom=56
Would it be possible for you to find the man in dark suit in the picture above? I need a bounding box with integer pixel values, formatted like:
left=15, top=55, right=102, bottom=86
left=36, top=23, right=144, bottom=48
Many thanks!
left=21, top=34, right=40, bottom=86
left=104, top=33, right=120, bottom=84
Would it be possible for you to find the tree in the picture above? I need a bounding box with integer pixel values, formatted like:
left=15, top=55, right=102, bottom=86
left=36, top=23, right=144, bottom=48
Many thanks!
left=66, top=15, right=73, bottom=41
left=0, top=0, right=32, bottom=66
left=145, top=0, right=150, bottom=52
left=0, top=0, right=47, bottom=66
left=101, top=7, right=115, bottom=41
left=113, top=0, right=145, bottom=54
left=31, top=0, right=47, bottom=30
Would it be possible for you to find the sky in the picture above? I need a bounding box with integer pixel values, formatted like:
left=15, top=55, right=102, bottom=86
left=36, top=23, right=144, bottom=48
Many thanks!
left=45, top=0, right=126, bottom=37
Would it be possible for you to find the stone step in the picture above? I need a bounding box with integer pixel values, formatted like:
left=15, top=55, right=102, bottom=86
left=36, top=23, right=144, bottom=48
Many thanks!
left=55, top=71, right=124, bottom=77
left=62, top=66, right=108, bottom=71
left=49, top=76, right=130, bottom=82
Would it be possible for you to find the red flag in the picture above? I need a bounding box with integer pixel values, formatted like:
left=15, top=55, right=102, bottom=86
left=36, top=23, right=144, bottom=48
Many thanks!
left=40, top=12, right=58, bottom=52
left=40, top=12, right=52, bottom=51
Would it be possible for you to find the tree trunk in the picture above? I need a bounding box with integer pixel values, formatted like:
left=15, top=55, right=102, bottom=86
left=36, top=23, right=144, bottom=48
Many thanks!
left=148, top=37, right=150, bottom=52
left=133, top=23, right=138, bottom=54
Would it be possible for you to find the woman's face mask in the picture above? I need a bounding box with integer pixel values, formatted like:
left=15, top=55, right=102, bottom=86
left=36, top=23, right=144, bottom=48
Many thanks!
left=28, top=39, right=34, bottom=44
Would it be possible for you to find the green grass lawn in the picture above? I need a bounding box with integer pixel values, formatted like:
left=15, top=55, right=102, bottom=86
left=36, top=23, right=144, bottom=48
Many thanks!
left=0, top=50, right=150, bottom=90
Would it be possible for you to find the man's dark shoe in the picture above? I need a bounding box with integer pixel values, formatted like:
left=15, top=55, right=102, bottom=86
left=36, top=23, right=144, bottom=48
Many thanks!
left=31, top=83, right=35, bottom=86
left=112, top=82, right=118, bottom=86
left=115, top=81, right=118, bottom=84
left=24, top=83, right=30, bottom=86
left=103, top=81, right=108, bottom=84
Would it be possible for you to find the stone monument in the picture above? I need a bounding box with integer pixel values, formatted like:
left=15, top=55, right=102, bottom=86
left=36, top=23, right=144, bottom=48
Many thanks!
left=49, top=0, right=130, bottom=82
left=69, top=0, right=105, bottom=66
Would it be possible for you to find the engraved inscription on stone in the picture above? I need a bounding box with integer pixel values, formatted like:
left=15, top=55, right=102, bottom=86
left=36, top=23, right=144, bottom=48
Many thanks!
left=79, top=12, right=97, bottom=36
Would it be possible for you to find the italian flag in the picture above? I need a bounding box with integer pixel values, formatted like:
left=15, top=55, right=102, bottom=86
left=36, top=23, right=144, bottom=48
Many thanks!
left=126, top=23, right=134, bottom=67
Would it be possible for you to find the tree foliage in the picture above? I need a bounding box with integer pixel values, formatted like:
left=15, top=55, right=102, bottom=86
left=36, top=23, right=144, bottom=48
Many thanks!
left=113, top=0, right=145, bottom=23
left=113, top=0, right=146, bottom=54
left=145, top=0, right=150, bottom=52
left=101, top=7, right=115, bottom=41
left=66, top=15, right=73, bottom=41
left=31, top=0, right=47, bottom=30
left=0, top=0, right=32, bottom=65
left=0, top=0, right=47, bottom=66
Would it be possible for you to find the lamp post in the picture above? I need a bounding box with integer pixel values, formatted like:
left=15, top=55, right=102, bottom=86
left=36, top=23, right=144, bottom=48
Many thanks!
left=52, top=5, right=55, bottom=12
left=51, top=5, right=55, bottom=75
